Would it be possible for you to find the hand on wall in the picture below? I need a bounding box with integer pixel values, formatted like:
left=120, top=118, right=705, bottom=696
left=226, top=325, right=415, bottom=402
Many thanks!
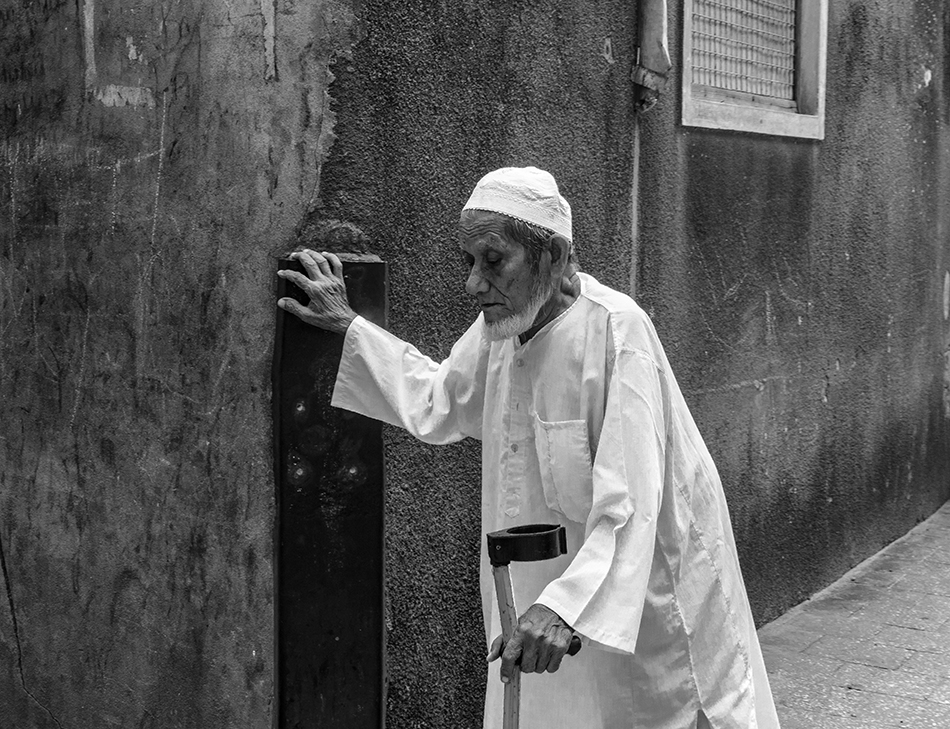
left=278, top=250, right=357, bottom=334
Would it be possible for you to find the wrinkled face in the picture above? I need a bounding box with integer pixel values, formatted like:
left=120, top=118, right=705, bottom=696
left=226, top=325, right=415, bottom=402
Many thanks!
left=458, top=211, right=552, bottom=340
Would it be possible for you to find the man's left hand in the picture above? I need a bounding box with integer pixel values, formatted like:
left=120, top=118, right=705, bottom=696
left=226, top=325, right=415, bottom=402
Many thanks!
left=487, top=603, right=580, bottom=682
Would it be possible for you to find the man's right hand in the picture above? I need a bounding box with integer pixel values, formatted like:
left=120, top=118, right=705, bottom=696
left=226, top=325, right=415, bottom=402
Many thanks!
left=487, top=603, right=581, bottom=683
left=277, top=249, right=357, bottom=334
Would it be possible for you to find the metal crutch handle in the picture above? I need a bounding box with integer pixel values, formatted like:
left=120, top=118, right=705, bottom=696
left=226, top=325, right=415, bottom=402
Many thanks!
left=487, top=524, right=570, bottom=729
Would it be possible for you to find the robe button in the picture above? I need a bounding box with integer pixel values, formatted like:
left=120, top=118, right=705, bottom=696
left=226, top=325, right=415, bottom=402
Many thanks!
left=511, top=444, right=518, bottom=453
left=516, top=358, right=524, bottom=367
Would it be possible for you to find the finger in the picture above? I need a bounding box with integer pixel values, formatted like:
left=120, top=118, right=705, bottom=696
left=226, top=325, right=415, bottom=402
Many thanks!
left=305, top=249, right=332, bottom=277
left=313, top=251, right=332, bottom=275
left=295, top=250, right=329, bottom=280
left=518, top=632, right=539, bottom=674
left=500, top=634, right=523, bottom=684
left=324, top=251, right=344, bottom=280
left=294, top=250, right=318, bottom=280
left=533, top=627, right=567, bottom=674
left=532, top=641, right=553, bottom=674
left=546, top=648, right=564, bottom=673
left=486, top=635, right=504, bottom=663
left=278, top=269, right=314, bottom=292
left=545, top=632, right=573, bottom=674
left=277, top=298, right=312, bottom=321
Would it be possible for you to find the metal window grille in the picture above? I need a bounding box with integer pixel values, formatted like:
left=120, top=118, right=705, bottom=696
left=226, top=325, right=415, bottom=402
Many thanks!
left=692, top=0, right=797, bottom=100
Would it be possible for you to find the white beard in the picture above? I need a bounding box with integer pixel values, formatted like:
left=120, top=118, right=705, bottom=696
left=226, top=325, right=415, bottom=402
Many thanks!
left=484, top=276, right=554, bottom=342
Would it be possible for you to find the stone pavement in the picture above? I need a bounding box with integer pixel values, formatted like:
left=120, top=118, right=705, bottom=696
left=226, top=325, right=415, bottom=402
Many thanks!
left=759, top=501, right=950, bottom=728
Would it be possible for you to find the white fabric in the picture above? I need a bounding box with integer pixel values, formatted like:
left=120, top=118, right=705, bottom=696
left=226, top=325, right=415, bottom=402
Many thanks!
left=462, top=166, right=573, bottom=241
left=332, top=272, right=780, bottom=729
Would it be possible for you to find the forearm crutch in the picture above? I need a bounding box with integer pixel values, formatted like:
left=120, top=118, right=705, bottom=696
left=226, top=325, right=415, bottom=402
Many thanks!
left=487, top=524, right=571, bottom=729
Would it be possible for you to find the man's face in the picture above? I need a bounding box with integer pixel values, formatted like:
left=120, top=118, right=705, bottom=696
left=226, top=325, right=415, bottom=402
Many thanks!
left=458, top=212, right=553, bottom=340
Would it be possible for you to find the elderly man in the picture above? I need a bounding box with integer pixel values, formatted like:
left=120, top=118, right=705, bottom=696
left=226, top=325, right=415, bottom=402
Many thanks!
left=277, top=167, right=780, bottom=729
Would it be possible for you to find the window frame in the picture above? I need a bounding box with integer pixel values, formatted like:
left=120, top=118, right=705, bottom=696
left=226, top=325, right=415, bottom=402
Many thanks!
left=681, top=0, right=829, bottom=139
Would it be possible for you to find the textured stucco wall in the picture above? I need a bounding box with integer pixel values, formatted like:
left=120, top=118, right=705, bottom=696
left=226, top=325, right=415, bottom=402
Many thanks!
left=314, top=1, right=639, bottom=726
left=0, top=0, right=356, bottom=726
left=637, top=0, right=950, bottom=624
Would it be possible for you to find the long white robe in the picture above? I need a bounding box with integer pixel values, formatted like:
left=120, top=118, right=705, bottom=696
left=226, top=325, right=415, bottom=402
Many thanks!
left=332, top=272, right=780, bottom=729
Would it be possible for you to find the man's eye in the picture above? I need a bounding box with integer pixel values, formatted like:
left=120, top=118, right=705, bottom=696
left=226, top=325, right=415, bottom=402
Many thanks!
left=486, top=256, right=501, bottom=266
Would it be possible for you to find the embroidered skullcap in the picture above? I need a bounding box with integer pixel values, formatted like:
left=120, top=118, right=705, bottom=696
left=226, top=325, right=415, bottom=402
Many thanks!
left=462, top=166, right=572, bottom=241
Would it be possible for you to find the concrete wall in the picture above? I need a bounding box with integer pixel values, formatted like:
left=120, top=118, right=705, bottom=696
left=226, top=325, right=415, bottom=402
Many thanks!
left=637, top=0, right=950, bottom=623
left=0, top=0, right=357, bottom=725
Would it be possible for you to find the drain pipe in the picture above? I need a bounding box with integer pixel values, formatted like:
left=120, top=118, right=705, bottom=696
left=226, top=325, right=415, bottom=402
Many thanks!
left=630, top=0, right=672, bottom=298
left=633, top=0, right=673, bottom=113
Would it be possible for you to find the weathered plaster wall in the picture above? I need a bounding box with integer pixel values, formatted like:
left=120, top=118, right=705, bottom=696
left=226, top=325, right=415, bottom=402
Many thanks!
left=0, top=0, right=359, bottom=726
left=315, top=1, right=639, bottom=726
left=638, top=0, right=950, bottom=623
left=6, top=0, right=949, bottom=727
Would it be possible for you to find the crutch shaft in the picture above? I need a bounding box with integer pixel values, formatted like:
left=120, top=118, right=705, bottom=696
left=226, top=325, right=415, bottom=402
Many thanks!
left=492, top=564, right=520, bottom=729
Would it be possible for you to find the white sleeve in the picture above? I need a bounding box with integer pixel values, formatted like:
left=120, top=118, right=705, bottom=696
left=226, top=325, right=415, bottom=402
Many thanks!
left=535, top=347, right=668, bottom=654
left=331, top=315, right=489, bottom=444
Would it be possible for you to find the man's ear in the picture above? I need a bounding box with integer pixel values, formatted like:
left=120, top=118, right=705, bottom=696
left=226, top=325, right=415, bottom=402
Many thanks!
left=547, top=234, right=571, bottom=273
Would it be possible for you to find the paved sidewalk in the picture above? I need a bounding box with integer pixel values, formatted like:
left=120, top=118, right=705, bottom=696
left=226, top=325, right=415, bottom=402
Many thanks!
left=759, top=501, right=950, bottom=728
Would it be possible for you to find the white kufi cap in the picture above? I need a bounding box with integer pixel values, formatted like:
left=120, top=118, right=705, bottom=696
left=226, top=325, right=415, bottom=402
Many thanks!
left=462, top=166, right=572, bottom=241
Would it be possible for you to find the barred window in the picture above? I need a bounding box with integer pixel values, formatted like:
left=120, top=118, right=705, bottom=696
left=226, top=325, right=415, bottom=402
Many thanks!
left=682, top=0, right=828, bottom=139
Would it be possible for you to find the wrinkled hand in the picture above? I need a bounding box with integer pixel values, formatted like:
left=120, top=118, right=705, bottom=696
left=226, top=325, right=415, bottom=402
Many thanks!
left=277, top=249, right=357, bottom=334
left=487, top=603, right=581, bottom=683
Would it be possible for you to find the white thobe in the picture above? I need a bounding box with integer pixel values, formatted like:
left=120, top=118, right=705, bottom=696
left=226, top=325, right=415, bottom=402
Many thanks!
left=332, top=272, right=780, bottom=729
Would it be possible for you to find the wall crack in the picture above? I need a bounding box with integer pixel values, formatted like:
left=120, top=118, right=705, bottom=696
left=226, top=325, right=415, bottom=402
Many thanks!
left=0, top=532, right=66, bottom=729
left=261, top=0, right=277, bottom=80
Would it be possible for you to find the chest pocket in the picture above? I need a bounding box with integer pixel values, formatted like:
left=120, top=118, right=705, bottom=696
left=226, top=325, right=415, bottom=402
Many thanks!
left=533, top=414, right=594, bottom=524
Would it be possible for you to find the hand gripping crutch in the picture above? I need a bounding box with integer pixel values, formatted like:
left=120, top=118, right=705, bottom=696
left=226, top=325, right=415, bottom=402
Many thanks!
left=487, top=524, right=579, bottom=729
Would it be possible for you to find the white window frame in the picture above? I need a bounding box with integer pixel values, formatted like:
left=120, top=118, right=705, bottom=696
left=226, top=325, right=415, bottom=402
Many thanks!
left=681, top=0, right=828, bottom=139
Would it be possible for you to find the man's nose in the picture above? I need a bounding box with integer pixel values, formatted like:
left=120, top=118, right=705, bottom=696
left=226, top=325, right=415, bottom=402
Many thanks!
left=465, top=265, right=489, bottom=296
